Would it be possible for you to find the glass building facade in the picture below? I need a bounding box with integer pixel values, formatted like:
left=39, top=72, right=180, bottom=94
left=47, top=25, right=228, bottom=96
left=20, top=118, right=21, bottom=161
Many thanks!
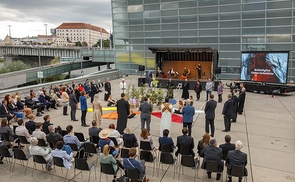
left=111, top=0, right=295, bottom=81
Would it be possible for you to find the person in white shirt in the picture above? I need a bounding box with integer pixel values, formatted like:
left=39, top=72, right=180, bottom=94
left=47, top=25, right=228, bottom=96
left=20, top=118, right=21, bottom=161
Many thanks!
left=108, top=123, right=123, bottom=145
left=29, top=137, right=53, bottom=170
left=119, top=79, right=127, bottom=94
left=51, top=141, right=73, bottom=170
left=205, top=78, right=213, bottom=101
left=32, top=122, right=47, bottom=142
left=15, top=119, right=32, bottom=142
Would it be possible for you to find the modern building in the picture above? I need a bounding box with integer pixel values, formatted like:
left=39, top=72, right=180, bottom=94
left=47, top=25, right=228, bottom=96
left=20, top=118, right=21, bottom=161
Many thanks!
left=111, top=0, right=295, bottom=81
left=55, top=23, right=109, bottom=47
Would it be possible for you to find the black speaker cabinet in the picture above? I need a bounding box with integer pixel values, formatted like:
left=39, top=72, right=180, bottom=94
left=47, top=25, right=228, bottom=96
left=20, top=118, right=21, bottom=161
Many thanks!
left=138, top=78, right=145, bottom=86
left=215, top=67, right=221, bottom=74
left=138, top=65, right=145, bottom=71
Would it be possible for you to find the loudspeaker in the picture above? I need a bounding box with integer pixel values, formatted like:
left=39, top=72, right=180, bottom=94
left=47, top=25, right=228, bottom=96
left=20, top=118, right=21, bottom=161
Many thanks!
left=215, top=67, right=221, bottom=74
left=138, top=65, right=145, bottom=71
left=138, top=78, right=145, bottom=86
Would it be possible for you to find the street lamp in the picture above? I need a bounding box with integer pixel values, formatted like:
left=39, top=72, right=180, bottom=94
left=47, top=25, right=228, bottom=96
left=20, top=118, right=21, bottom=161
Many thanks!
left=8, top=25, right=11, bottom=44
left=38, top=46, right=43, bottom=83
left=44, top=24, right=48, bottom=36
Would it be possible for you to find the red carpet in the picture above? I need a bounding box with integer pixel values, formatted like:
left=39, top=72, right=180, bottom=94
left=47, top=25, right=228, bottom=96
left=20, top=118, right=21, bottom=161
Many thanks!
left=151, top=112, right=183, bottom=124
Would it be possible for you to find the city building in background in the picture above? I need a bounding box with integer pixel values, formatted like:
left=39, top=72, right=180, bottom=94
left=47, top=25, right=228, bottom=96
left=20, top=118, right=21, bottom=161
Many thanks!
left=111, top=0, right=295, bottom=81
left=55, top=23, right=109, bottom=47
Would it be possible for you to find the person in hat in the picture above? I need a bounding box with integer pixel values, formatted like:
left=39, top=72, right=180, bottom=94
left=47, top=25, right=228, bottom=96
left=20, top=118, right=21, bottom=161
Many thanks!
left=98, top=128, right=120, bottom=157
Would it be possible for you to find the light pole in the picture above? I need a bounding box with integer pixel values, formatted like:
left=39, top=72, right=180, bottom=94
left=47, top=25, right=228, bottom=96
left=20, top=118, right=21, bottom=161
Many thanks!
left=38, top=46, right=42, bottom=83
left=44, top=24, right=48, bottom=36
left=8, top=25, right=11, bottom=44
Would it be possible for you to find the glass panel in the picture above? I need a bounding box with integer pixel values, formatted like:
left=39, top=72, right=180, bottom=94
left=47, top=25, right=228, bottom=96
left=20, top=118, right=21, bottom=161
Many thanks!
left=242, top=3, right=265, bottom=11
left=128, top=0, right=143, bottom=5
left=162, top=38, right=178, bottom=44
left=199, top=37, right=218, bottom=43
left=113, top=20, right=128, bottom=26
left=219, top=52, right=241, bottom=59
left=220, top=29, right=240, bottom=35
left=199, top=0, right=218, bottom=6
left=266, top=35, right=291, bottom=43
left=266, top=18, right=292, bottom=26
left=199, top=29, right=218, bottom=36
left=113, top=13, right=128, bottom=19
left=218, top=59, right=241, bottom=66
left=267, top=1, right=292, bottom=9
left=162, top=17, right=178, bottom=23
left=199, top=14, right=218, bottom=21
left=143, top=0, right=159, bottom=4
left=129, top=19, right=143, bottom=25
left=220, top=37, right=240, bottom=43
left=179, top=1, right=198, bottom=8
left=161, top=10, right=178, bottom=16
left=220, top=13, right=240, bottom=21
left=145, top=38, right=161, bottom=44
left=180, top=23, right=198, bottom=30
left=129, top=39, right=144, bottom=44
left=242, top=37, right=265, bottom=43
left=129, top=32, right=144, bottom=38
left=145, top=31, right=161, bottom=37
left=242, top=19, right=265, bottom=27
left=242, top=44, right=266, bottom=51
left=162, top=24, right=178, bottom=30
left=220, top=4, right=240, bottom=12
left=113, top=1, right=127, bottom=8
left=113, top=8, right=126, bottom=13
left=199, top=22, right=218, bottom=29
left=199, top=7, right=218, bottom=14
left=179, top=37, right=198, bottom=43
left=161, top=2, right=179, bottom=10
left=143, top=10, right=160, bottom=18
left=267, top=10, right=292, bottom=18
left=266, top=44, right=291, bottom=50
left=220, top=0, right=238, bottom=5
left=113, top=26, right=129, bottom=32
left=242, top=28, right=265, bottom=35
left=116, top=33, right=129, bottom=39
left=219, top=44, right=240, bottom=51
left=144, top=18, right=160, bottom=24
left=144, top=4, right=160, bottom=11
left=161, top=31, right=178, bottom=37
left=266, top=27, right=291, bottom=34
left=179, top=30, right=197, bottom=37
left=220, top=21, right=240, bottom=28
left=145, top=25, right=160, bottom=31
left=242, top=11, right=265, bottom=19
left=179, top=8, right=198, bottom=15
left=128, top=12, right=143, bottom=18
left=179, top=16, right=197, bottom=23
left=127, top=5, right=143, bottom=13
left=129, top=25, right=143, bottom=31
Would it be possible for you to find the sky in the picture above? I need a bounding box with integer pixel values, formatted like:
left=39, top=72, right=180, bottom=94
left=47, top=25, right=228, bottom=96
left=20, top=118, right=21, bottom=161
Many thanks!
left=0, top=0, right=112, bottom=40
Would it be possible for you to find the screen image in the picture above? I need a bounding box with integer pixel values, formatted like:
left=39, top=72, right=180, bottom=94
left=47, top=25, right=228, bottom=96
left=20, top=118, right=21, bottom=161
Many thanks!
left=240, top=52, right=289, bottom=84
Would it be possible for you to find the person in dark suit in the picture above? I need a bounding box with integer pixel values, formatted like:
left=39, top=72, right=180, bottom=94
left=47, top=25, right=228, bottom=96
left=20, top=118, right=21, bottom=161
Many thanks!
left=90, top=80, right=99, bottom=103
left=104, top=78, right=112, bottom=101
left=175, top=128, right=195, bottom=157
left=182, top=100, right=195, bottom=136
left=88, top=120, right=102, bottom=137
left=139, top=97, right=152, bottom=132
left=158, top=129, right=175, bottom=152
left=231, top=90, right=239, bottom=123
left=116, top=93, right=130, bottom=134
left=226, top=140, right=248, bottom=182
left=25, top=94, right=43, bottom=117
left=222, top=94, right=233, bottom=132
left=123, top=127, right=138, bottom=147
left=181, top=78, right=190, bottom=99
left=0, top=100, right=15, bottom=121
left=194, top=81, right=202, bottom=101
left=25, top=114, right=36, bottom=134
left=38, top=93, right=52, bottom=111
left=197, top=64, right=202, bottom=79
left=201, top=139, right=223, bottom=180
left=204, top=94, right=217, bottom=137
left=237, top=88, right=246, bottom=115
left=219, top=135, right=235, bottom=160
left=69, top=90, right=78, bottom=121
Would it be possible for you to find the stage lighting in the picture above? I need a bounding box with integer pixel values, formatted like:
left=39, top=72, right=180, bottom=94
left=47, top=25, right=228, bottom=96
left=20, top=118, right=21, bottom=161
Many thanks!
left=202, top=49, right=207, bottom=53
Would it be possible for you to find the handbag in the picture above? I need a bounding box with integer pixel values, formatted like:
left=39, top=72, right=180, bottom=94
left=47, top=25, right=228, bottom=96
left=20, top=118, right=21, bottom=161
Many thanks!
left=62, top=101, right=69, bottom=107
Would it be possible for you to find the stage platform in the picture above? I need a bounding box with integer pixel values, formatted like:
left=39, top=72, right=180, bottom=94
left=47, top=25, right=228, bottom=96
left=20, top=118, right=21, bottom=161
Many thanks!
left=140, top=77, right=219, bottom=91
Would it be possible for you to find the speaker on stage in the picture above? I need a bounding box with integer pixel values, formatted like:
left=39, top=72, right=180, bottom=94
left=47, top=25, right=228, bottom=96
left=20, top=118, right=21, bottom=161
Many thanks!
left=215, top=67, right=221, bottom=74
left=138, top=65, right=145, bottom=71
left=138, top=78, right=145, bottom=86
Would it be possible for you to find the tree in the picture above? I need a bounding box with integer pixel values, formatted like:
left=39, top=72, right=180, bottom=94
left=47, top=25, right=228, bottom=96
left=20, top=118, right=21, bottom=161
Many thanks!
left=0, top=60, right=30, bottom=74
left=75, top=41, right=82, bottom=47
left=93, top=39, right=113, bottom=48
left=82, top=41, right=88, bottom=47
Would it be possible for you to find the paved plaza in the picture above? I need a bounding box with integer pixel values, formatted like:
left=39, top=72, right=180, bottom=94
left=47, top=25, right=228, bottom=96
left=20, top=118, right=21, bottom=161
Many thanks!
left=1, top=75, right=295, bottom=182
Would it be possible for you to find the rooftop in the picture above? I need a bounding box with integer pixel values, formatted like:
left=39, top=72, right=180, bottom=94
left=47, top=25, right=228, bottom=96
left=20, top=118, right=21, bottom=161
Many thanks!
left=56, top=23, right=109, bottom=34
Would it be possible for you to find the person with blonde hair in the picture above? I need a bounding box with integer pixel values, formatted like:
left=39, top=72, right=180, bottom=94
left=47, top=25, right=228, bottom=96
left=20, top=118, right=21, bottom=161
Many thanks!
left=100, top=144, right=124, bottom=182
left=16, top=97, right=32, bottom=118
left=197, top=133, right=210, bottom=155
left=92, top=94, right=102, bottom=127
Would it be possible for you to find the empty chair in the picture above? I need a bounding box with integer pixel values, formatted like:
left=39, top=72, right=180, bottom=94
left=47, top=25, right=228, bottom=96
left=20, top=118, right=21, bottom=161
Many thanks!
left=126, top=168, right=146, bottom=182
left=176, top=83, right=183, bottom=91
left=99, top=163, right=116, bottom=182
left=74, top=132, right=88, bottom=142
left=61, top=130, right=67, bottom=137
left=140, top=150, right=156, bottom=177
left=52, top=157, right=69, bottom=182
left=74, top=158, right=96, bottom=182
left=178, top=155, right=198, bottom=182
left=203, top=160, right=223, bottom=182
left=90, top=136, right=100, bottom=146
left=157, top=152, right=177, bottom=179
left=120, top=148, right=129, bottom=158
left=0, top=146, right=14, bottom=172
left=67, top=143, right=82, bottom=158
left=38, top=139, right=47, bottom=147
left=84, top=143, right=99, bottom=165
left=32, top=155, right=49, bottom=178
left=18, top=136, right=30, bottom=151
left=12, top=148, right=31, bottom=175
left=227, top=165, right=247, bottom=182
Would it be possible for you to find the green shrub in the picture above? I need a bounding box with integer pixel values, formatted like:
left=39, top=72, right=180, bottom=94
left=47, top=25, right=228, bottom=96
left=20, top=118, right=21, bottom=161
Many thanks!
left=0, top=60, right=30, bottom=74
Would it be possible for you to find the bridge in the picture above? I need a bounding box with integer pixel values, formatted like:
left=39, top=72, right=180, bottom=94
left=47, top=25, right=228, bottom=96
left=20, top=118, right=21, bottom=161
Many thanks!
left=0, top=61, right=114, bottom=89
left=0, top=45, right=115, bottom=62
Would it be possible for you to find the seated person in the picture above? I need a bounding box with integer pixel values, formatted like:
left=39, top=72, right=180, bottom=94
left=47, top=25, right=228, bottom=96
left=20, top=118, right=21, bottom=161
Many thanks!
left=226, top=140, right=248, bottom=182
left=156, top=67, right=164, bottom=77
left=139, top=128, right=155, bottom=150
left=158, top=129, right=175, bottom=152
left=63, top=125, right=82, bottom=149
left=174, top=100, right=184, bottom=114
left=108, top=123, right=123, bottom=146
left=51, top=141, right=73, bottom=169
left=219, top=135, right=235, bottom=160
left=123, top=147, right=149, bottom=182
left=198, top=133, right=210, bottom=156
left=201, top=139, right=223, bottom=180
left=15, top=119, right=32, bottom=142
left=44, top=91, right=58, bottom=109
left=16, top=97, right=32, bottom=118
left=32, top=122, right=47, bottom=142
left=123, top=127, right=138, bottom=147
left=167, top=67, right=178, bottom=78
left=0, top=100, right=15, bottom=122
left=43, top=115, right=59, bottom=135
left=88, top=120, right=102, bottom=137
left=25, top=94, right=44, bottom=117
left=7, top=98, right=19, bottom=115
left=98, top=128, right=119, bottom=157
left=46, top=125, right=63, bottom=148
left=175, top=128, right=195, bottom=157
left=38, top=93, right=52, bottom=111
left=29, top=137, right=53, bottom=170
left=0, top=118, right=15, bottom=142
left=182, top=67, right=188, bottom=76
left=107, top=95, right=116, bottom=107
left=100, top=144, right=124, bottom=181
left=25, top=114, right=36, bottom=134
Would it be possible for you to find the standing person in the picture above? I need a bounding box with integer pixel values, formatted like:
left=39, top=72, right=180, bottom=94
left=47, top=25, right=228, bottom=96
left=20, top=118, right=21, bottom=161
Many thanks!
left=231, top=89, right=239, bottom=123
left=69, top=90, right=78, bottom=121
left=166, top=78, right=174, bottom=98
left=104, top=78, right=112, bottom=101
left=92, top=94, right=102, bottom=128
left=61, top=86, right=69, bottom=116
left=204, top=94, right=217, bottom=137
left=238, top=88, right=246, bottom=115
left=116, top=93, right=130, bottom=134
left=217, top=81, right=224, bottom=103
left=119, top=79, right=127, bottom=94
left=181, top=78, right=190, bottom=99
left=79, top=91, right=89, bottom=127
left=222, top=94, right=233, bottom=132
left=90, top=80, right=99, bottom=103
left=226, top=140, right=248, bottom=182
left=197, top=64, right=202, bottom=79
left=182, top=100, right=195, bottom=137
left=195, top=80, right=202, bottom=101
left=139, top=97, right=152, bottom=132
left=205, top=79, right=213, bottom=101
left=160, top=98, right=172, bottom=137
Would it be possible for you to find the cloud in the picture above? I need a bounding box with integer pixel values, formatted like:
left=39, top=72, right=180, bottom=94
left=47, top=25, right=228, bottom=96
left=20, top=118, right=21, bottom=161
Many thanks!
left=0, top=0, right=112, bottom=39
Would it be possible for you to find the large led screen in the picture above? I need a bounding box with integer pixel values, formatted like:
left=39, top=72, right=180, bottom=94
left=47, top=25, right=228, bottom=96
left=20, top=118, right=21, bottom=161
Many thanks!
left=240, top=51, right=289, bottom=84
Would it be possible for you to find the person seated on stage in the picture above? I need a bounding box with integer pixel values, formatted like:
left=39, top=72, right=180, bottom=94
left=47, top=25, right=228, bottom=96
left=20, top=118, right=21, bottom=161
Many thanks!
left=167, top=67, right=178, bottom=78
left=182, top=67, right=188, bottom=76
left=187, top=69, right=191, bottom=77
left=174, top=100, right=184, bottom=114
left=107, top=95, right=116, bottom=107
left=156, top=67, right=164, bottom=77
